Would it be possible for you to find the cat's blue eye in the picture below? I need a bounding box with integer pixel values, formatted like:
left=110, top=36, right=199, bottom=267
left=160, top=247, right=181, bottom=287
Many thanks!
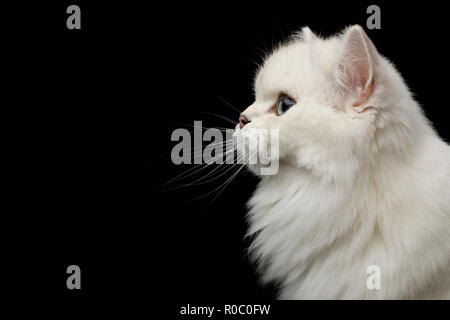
left=276, top=95, right=296, bottom=116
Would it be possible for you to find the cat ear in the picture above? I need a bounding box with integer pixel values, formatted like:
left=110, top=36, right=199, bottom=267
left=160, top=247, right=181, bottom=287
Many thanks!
left=300, top=27, right=317, bottom=42
left=336, top=25, right=377, bottom=108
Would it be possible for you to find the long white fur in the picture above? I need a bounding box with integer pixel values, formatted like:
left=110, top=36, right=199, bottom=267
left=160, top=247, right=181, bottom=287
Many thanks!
left=237, top=25, right=450, bottom=299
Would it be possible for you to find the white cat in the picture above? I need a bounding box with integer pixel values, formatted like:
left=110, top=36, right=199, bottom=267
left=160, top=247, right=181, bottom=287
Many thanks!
left=235, top=25, right=450, bottom=299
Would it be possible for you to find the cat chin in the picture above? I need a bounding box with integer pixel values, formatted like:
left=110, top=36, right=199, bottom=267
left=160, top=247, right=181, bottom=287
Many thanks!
left=245, top=163, right=280, bottom=177
left=245, top=163, right=263, bottom=176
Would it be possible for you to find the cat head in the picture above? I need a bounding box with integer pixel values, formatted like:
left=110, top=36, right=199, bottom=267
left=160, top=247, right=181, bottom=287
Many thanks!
left=235, top=25, right=424, bottom=182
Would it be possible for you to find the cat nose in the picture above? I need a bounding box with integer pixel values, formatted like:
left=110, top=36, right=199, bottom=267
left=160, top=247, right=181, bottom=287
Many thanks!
left=239, top=115, right=251, bottom=128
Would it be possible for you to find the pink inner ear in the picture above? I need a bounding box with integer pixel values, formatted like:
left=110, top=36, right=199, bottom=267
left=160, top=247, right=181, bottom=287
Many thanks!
left=353, top=78, right=374, bottom=107
left=339, top=28, right=374, bottom=104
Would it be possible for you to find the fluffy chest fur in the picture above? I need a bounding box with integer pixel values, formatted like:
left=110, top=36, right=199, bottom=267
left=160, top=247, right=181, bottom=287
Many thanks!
left=247, top=137, right=450, bottom=299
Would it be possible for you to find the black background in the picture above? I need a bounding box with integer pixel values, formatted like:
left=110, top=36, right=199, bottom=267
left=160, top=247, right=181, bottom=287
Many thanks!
left=6, top=0, right=449, bottom=316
